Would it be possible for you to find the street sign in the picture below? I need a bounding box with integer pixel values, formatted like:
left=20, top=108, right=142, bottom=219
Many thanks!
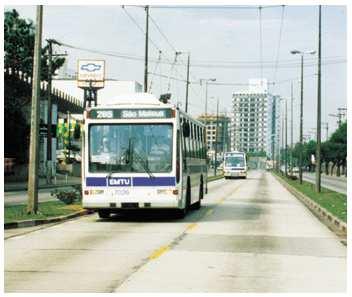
left=77, top=60, right=105, bottom=88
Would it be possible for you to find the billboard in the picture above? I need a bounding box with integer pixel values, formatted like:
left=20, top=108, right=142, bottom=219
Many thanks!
left=77, top=60, right=105, bottom=88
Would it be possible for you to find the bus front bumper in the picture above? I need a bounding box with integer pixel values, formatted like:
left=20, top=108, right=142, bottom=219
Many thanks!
left=224, top=171, right=247, bottom=177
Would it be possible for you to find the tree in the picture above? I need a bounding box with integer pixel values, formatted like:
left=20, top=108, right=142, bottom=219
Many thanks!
left=4, top=9, right=65, bottom=162
left=4, top=9, right=65, bottom=79
left=329, top=122, right=347, bottom=176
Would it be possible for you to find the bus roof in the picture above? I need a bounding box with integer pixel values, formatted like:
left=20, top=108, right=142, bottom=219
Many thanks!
left=225, top=151, right=246, bottom=156
left=96, top=93, right=170, bottom=107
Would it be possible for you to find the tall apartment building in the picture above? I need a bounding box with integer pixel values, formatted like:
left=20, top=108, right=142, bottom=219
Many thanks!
left=198, top=114, right=230, bottom=153
left=230, top=79, right=281, bottom=157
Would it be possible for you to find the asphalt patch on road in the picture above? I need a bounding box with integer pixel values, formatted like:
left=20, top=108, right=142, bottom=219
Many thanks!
left=172, top=233, right=346, bottom=258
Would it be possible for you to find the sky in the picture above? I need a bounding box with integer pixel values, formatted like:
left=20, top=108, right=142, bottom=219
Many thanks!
left=5, top=4, right=347, bottom=144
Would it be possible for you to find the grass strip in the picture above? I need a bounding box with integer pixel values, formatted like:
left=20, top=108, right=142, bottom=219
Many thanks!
left=273, top=171, right=347, bottom=222
left=208, top=175, right=224, bottom=182
left=4, top=200, right=83, bottom=224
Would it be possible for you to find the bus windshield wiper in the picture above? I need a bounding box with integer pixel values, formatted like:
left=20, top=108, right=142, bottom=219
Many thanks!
left=130, top=140, right=154, bottom=178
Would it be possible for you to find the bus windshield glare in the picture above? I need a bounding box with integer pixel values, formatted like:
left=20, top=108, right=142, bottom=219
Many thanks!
left=225, top=156, right=245, bottom=167
left=89, top=124, right=173, bottom=173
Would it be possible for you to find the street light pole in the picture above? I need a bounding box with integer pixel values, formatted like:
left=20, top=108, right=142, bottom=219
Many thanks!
left=27, top=5, right=43, bottom=214
left=214, top=98, right=219, bottom=177
left=299, top=54, right=304, bottom=183
left=315, top=5, right=322, bottom=192
left=285, top=97, right=288, bottom=176
left=290, top=49, right=315, bottom=183
left=291, top=82, right=294, bottom=172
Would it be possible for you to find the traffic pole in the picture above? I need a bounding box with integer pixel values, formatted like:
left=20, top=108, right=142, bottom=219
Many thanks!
left=27, top=5, right=43, bottom=214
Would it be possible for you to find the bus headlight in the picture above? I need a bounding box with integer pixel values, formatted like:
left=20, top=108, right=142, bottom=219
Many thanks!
left=157, top=189, right=178, bottom=195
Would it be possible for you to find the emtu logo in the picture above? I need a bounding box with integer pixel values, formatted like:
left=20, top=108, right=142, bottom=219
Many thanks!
left=81, top=63, right=102, bottom=72
left=108, top=178, right=131, bottom=187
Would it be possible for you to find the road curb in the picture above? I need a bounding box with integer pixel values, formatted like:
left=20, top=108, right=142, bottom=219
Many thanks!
left=4, top=183, right=81, bottom=193
left=5, top=176, right=223, bottom=230
left=4, top=209, right=94, bottom=230
left=272, top=173, right=347, bottom=238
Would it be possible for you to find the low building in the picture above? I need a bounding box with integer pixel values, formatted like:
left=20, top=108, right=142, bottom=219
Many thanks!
left=197, top=114, right=230, bottom=155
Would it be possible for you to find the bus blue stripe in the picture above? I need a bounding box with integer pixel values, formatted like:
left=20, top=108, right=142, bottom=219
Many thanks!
left=85, top=177, right=176, bottom=187
left=86, top=177, right=107, bottom=186
left=133, top=177, right=176, bottom=186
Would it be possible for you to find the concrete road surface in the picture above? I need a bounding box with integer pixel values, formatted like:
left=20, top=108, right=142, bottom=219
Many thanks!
left=4, top=170, right=346, bottom=293
left=303, top=172, right=347, bottom=195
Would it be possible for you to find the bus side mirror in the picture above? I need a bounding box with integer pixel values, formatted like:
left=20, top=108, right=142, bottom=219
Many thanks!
left=182, top=122, right=190, bottom=137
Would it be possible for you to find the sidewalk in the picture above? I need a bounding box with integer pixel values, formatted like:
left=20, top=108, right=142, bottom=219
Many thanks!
left=4, top=174, right=81, bottom=192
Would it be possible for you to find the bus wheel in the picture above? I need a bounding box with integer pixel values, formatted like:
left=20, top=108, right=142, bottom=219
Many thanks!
left=98, top=210, right=111, bottom=219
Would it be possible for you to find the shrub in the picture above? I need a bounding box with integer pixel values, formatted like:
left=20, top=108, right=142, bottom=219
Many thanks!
left=51, top=186, right=82, bottom=205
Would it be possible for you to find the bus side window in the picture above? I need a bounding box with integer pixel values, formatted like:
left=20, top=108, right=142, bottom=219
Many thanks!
left=176, top=130, right=180, bottom=182
left=194, top=124, right=197, bottom=158
left=190, top=123, right=193, bottom=158
left=197, top=126, right=201, bottom=159
left=185, top=120, right=190, bottom=159
left=196, top=125, right=200, bottom=159
left=181, top=119, right=187, bottom=169
left=202, top=127, right=206, bottom=158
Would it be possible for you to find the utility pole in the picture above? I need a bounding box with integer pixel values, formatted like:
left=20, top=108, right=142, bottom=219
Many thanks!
left=322, top=122, right=329, bottom=141
left=45, top=39, right=64, bottom=184
left=27, top=5, right=43, bottom=214
left=315, top=5, right=322, bottom=192
left=144, top=5, right=149, bottom=92
left=67, top=111, right=71, bottom=160
left=46, top=39, right=53, bottom=184
left=214, top=98, right=219, bottom=177
left=299, top=55, right=304, bottom=183
left=185, top=53, right=190, bottom=113
left=329, top=111, right=345, bottom=128
left=285, top=97, right=288, bottom=176
left=291, top=82, right=294, bottom=172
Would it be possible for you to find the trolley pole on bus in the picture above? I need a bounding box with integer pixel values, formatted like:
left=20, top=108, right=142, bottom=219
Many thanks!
left=185, top=52, right=190, bottom=113
left=144, top=5, right=149, bottom=92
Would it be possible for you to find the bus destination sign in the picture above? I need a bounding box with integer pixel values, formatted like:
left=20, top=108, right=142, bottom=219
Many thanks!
left=89, top=108, right=173, bottom=119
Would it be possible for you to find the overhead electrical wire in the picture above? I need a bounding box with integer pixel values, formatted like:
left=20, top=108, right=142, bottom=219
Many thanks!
left=58, top=40, right=345, bottom=69
left=148, top=10, right=202, bottom=102
left=259, top=6, right=263, bottom=81
left=121, top=6, right=203, bottom=110
left=273, top=5, right=285, bottom=87
left=151, top=5, right=285, bottom=10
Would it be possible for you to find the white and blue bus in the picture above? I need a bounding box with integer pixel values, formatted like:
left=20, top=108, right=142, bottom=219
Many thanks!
left=223, top=151, right=247, bottom=179
left=82, top=93, right=207, bottom=218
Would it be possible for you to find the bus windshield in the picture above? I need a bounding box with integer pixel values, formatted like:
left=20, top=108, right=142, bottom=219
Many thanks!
left=89, top=123, right=173, bottom=173
left=225, top=155, right=245, bottom=168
